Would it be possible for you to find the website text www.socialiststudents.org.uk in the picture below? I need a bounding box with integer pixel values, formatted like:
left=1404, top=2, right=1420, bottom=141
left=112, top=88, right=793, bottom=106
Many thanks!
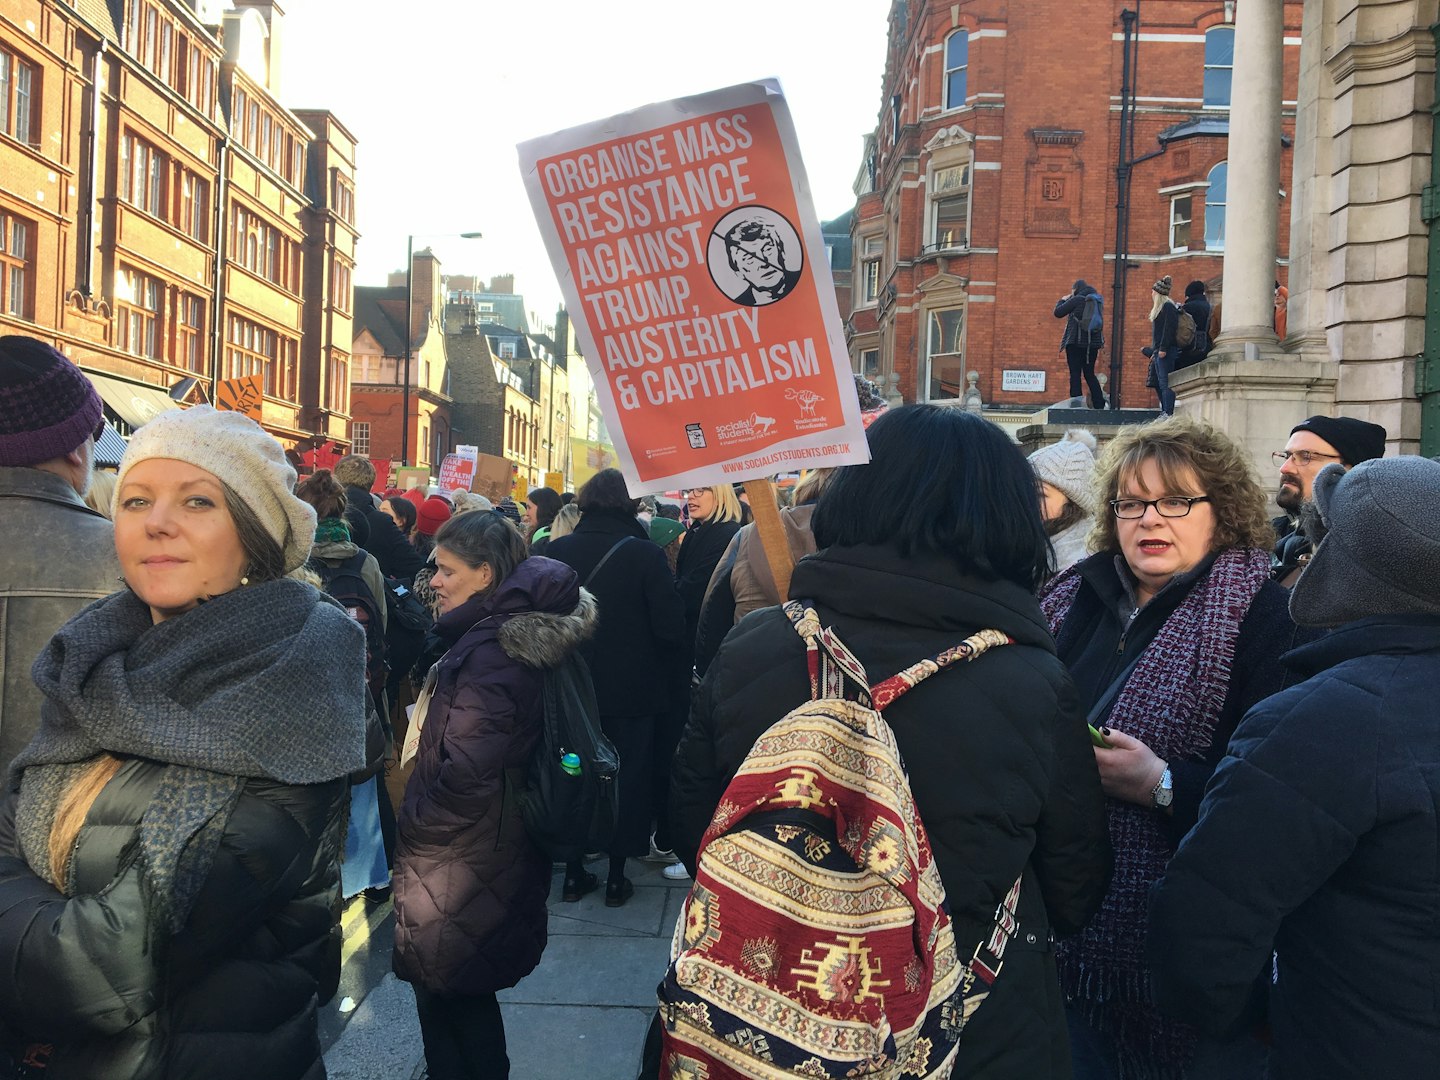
left=721, top=443, right=851, bottom=474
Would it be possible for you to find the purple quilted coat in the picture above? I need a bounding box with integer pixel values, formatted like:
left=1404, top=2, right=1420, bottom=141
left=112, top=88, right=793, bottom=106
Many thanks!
left=392, top=557, right=597, bottom=994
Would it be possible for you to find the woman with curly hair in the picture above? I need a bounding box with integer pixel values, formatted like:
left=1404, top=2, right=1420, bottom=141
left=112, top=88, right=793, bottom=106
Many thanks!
left=1040, top=414, right=1309, bottom=1080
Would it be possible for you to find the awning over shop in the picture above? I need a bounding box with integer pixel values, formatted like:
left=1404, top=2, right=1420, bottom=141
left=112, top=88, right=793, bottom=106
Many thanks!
left=85, top=371, right=181, bottom=431
left=93, top=422, right=129, bottom=468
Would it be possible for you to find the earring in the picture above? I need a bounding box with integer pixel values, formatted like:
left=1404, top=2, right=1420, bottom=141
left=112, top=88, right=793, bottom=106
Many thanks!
left=240, top=575, right=250, bottom=586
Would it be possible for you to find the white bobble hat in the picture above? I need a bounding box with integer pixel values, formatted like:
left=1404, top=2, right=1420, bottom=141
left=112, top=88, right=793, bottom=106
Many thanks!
left=114, top=405, right=317, bottom=573
left=1028, top=429, right=1100, bottom=516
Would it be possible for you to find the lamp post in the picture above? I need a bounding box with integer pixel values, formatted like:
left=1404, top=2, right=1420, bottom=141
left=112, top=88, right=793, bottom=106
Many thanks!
left=401, top=231, right=483, bottom=465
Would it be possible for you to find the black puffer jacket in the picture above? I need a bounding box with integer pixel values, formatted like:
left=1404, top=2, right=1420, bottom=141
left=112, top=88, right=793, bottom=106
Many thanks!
left=0, top=763, right=347, bottom=1080
left=671, top=545, right=1112, bottom=1079
left=1150, top=615, right=1440, bottom=1079
left=392, top=557, right=596, bottom=995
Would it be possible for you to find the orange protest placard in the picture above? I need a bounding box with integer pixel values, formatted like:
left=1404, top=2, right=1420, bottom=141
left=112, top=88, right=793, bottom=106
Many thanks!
left=216, top=375, right=263, bottom=420
left=519, top=80, right=869, bottom=493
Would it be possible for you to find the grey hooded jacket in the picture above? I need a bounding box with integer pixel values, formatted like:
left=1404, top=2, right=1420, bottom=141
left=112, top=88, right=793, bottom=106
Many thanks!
left=0, top=467, right=119, bottom=772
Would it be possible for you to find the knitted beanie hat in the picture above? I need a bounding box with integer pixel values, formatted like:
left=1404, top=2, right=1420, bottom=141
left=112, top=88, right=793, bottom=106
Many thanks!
left=1028, top=429, right=1100, bottom=516
left=0, top=336, right=104, bottom=467
left=416, top=494, right=452, bottom=537
left=114, top=406, right=317, bottom=573
left=1290, top=457, right=1440, bottom=626
left=1152, top=275, right=1173, bottom=296
left=1289, top=415, right=1387, bottom=467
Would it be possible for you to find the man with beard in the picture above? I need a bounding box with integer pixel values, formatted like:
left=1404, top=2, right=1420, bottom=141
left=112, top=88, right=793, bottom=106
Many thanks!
left=1271, top=415, right=1386, bottom=585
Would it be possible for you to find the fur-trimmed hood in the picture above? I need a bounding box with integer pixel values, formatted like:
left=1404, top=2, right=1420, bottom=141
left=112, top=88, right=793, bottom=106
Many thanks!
left=435, top=555, right=597, bottom=669
left=498, top=588, right=598, bottom=668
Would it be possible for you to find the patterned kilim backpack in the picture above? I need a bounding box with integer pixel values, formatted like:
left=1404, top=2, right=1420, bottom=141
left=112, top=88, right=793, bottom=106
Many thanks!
left=657, top=603, right=1023, bottom=1079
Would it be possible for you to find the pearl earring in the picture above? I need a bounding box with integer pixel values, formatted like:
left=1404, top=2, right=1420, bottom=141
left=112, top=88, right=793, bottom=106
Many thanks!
left=240, top=575, right=250, bottom=586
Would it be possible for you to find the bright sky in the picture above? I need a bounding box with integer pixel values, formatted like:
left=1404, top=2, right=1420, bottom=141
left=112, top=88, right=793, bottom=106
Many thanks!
left=280, top=0, right=890, bottom=329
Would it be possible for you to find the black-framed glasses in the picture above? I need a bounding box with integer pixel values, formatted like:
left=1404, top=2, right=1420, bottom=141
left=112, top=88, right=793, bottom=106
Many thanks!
left=680, top=488, right=711, bottom=497
left=1271, top=449, right=1341, bottom=468
left=1110, top=496, right=1212, bottom=519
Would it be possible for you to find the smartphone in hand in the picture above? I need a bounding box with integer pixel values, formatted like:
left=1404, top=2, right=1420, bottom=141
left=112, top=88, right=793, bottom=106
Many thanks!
left=1088, top=723, right=1111, bottom=748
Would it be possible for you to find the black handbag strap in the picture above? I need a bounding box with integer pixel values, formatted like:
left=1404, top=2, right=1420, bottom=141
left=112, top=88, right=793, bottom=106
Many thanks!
left=583, top=537, right=635, bottom=589
left=1086, top=648, right=1147, bottom=727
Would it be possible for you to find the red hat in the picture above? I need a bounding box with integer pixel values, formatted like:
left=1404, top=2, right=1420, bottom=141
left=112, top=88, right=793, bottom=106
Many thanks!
left=402, top=487, right=427, bottom=512
left=416, top=494, right=452, bottom=537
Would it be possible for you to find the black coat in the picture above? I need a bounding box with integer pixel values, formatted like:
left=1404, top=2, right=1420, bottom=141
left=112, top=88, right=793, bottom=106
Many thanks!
left=1055, top=288, right=1104, bottom=350
left=343, top=485, right=425, bottom=583
left=671, top=545, right=1112, bottom=1080
left=1178, top=295, right=1212, bottom=366
left=392, top=558, right=595, bottom=996
left=0, top=762, right=347, bottom=1080
left=674, top=516, right=742, bottom=665
left=1052, top=554, right=1306, bottom=843
left=546, top=511, right=686, bottom=717
left=1149, top=616, right=1440, bottom=1079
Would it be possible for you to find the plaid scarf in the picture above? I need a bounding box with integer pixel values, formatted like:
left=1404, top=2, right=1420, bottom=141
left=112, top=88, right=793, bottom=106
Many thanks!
left=1040, top=546, right=1271, bottom=1080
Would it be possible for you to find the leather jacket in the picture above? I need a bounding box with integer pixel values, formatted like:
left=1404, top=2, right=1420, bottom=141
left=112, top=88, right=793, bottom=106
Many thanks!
left=0, top=467, right=120, bottom=771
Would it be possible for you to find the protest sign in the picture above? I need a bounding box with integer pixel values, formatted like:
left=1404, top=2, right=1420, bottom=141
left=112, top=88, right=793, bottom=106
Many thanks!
left=471, top=454, right=516, bottom=502
left=519, top=80, right=870, bottom=494
left=216, top=375, right=263, bottom=420
left=437, top=454, right=475, bottom=493
left=395, top=467, right=429, bottom=492
left=544, top=471, right=564, bottom=494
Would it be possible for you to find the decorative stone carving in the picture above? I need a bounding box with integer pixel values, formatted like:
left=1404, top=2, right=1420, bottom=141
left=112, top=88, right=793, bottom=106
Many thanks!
left=1025, top=129, right=1084, bottom=238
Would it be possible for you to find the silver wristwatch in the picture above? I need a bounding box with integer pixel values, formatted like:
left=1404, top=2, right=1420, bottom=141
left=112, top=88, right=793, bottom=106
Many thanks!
left=1151, top=766, right=1174, bottom=809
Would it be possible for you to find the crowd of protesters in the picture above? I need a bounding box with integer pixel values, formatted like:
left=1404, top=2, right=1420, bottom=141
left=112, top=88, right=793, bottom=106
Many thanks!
left=0, top=331, right=1436, bottom=1080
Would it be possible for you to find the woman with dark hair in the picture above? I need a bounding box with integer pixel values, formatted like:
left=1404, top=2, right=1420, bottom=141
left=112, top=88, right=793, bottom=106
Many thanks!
left=392, top=513, right=596, bottom=1079
left=545, top=469, right=685, bottom=905
left=671, top=404, right=1112, bottom=1079
left=382, top=493, right=418, bottom=541
left=1040, top=414, right=1304, bottom=1080
left=524, top=487, right=564, bottom=554
left=0, top=407, right=367, bottom=1079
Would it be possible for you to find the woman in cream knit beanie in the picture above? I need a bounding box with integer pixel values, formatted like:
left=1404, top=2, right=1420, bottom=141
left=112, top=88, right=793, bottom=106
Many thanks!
left=114, top=405, right=317, bottom=578
left=1028, top=428, right=1099, bottom=578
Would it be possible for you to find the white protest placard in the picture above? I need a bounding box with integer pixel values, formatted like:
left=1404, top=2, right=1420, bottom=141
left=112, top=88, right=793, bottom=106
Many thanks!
left=518, top=80, right=870, bottom=493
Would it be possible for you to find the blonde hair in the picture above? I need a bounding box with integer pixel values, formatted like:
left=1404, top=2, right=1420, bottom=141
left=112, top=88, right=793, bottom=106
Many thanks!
left=695, top=485, right=742, bottom=524
left=792, top=468, right=833, bottom=505
left=548, top=503, right=581, bottom=540
left=83, top=469, right=118, bottom=519
left=49, top=754, right=126, bottom=889
left=1090, top=414, right=1275, bottom=556
left=1149, top=291, right=1171, bottom=322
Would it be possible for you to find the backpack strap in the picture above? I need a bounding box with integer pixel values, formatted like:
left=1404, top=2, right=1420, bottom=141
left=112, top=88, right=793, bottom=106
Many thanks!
left=783, top=600, right=872, bottom=706
left=870, top=628, right=1012, bottom=710
left=583, top=536, right=635, bottom=589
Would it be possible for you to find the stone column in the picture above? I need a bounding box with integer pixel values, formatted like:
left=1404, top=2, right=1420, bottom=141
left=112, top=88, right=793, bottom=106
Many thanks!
left=1213, top=0, right=1285, bottom=353
left=1279, top=0, right=1335, bottom=360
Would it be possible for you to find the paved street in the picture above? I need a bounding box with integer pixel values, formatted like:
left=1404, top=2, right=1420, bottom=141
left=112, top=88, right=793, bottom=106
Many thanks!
left=321, top=858, right=690, bottom=1080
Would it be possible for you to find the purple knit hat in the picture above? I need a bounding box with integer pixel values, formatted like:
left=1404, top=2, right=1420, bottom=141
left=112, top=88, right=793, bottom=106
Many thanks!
left=0, top=336, right=103, bottom=467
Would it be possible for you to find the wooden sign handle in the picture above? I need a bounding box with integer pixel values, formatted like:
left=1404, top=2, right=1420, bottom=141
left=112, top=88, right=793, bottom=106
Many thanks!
left=744, top=478, right=794, bottom=604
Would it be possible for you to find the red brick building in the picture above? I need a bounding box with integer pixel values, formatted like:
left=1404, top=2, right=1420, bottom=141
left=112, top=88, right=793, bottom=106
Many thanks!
left=850, top=0, right=1302, bottom=413
left=0, top=0, right=356, bottom=452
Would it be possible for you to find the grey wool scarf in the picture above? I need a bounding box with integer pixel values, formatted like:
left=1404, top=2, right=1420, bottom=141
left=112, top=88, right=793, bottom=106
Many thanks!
left=10, top=579, right=367, bottom=933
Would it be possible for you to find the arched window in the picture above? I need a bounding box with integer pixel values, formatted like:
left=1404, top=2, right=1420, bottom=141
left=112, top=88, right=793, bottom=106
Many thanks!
left=1204, top=27, right=1234, bottom=108
left=944, top=31, right=969, bottom=110
left=1205, top=162, right=1228, bottom=251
